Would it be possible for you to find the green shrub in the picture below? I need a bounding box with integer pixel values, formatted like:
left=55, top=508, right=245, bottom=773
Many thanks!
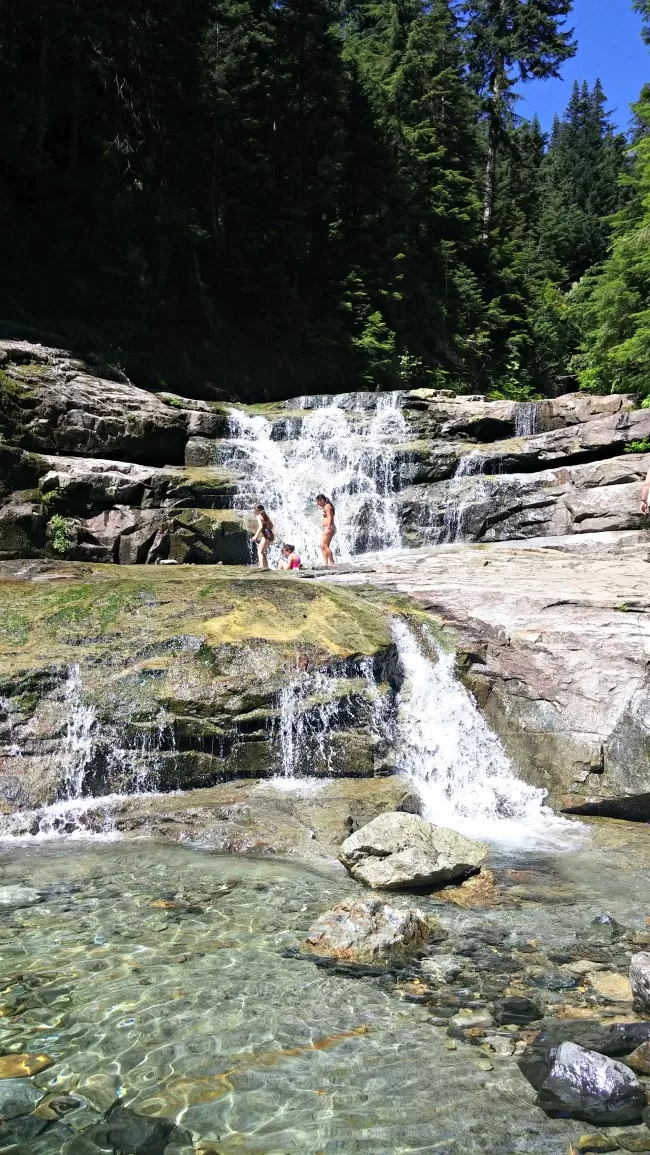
left=624, top=438, right=650, bottom=454
left=49, top=514, right=75, bottom=556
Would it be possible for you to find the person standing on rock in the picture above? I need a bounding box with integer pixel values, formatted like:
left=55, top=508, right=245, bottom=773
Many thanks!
left=641, top=469, right=650, bottom=515
left=252, top=504, right=274, bottom=569
left=316, top=494, right=336, bottom=566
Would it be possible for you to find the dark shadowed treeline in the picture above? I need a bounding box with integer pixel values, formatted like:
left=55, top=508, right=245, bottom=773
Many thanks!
left=0, top=0, right=642, bottom=399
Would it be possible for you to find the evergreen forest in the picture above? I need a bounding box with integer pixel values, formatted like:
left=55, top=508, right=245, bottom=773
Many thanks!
left=1, top=0, right=649, bottom=401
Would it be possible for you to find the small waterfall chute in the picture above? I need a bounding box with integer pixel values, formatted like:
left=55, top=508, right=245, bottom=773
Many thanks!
left=515, top=401, right=541, bottom=438
left=391, top=619, right=576, bottom=848
left=441, top=451, right=487, bottom=544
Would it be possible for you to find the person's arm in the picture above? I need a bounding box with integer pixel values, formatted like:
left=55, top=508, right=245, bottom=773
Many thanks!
left=324, top=503, right=334, bottom=529
left=252, top=515, right=263, bottom=542
left=641, top=469, right=650, bottom=515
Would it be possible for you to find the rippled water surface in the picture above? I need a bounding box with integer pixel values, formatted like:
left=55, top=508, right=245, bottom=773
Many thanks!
left=0, top=833, right=648, bottom=1153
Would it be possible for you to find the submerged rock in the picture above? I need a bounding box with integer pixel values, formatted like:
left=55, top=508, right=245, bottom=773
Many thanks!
left=0, top=1077, right=42, bottom=1118
left=339, top=812, right=488, bottom=890
left=630, top=952, right=650, bottom=1012
left=304, top=897, right=433, bottom=962
left=0, top=884, right=42, bottom=909
left=537, top=1042, right=644, bottom=1125
left=86, top=1104, right=192, bottom=1154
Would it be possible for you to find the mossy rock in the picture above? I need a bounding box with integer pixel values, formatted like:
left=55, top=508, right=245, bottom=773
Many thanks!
left=0, top=563, right=400, bottom=806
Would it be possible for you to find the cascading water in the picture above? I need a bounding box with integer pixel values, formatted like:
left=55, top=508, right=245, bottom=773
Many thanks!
left=441, top=451, right=487, bottom=544
left=390, top=620, right=575, bottom=848
left=0, top=668, right=175, bottom=840
left=219, top=393, right=409, bottom=565
left=515, top=401, right=541, bottom=437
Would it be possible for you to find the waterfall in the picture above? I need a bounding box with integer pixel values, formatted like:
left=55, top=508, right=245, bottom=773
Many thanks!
left=390, top=620, right=574, bottom=848
left=515, top=402, right=540, bottom=437
left=274, top=668, right=342, bottom=785
left=441, top=452, right=486, bottom=544
left=219, top=393, right=409, bottom=565
left=0, top=670, right=174, bottom=840
left=59, top=665, right=97, bottom=800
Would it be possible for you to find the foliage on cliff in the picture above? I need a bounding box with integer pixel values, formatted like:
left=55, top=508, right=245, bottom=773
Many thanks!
left=0, top=0, right=638, bottom=399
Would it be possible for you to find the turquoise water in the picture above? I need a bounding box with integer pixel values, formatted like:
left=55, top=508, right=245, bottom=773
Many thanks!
left=0, top=831, right=647, bottom=1154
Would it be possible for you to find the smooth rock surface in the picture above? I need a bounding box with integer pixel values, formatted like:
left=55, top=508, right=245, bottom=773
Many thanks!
left=304, top=897, right=432, bottom=961
left=538, top=1042, right=644, bottom=1124
left=339, top=812, right=488, bottom=890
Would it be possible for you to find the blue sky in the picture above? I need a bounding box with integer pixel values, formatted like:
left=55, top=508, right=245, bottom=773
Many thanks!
left=516, top=0, right=649, bottom=134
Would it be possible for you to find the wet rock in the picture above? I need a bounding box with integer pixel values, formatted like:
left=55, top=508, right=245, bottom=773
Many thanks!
left=449, top=1008, right=495, bottom=1030
left=304, top=897, right=433, bottom=962
left=87, top=1104, right=192, bottom=1154
left=630, top=952, right=650, bottom=1012
left=78, top=1073, right=122, bottom=1113
left=493, top=996, right=542, bottom=1026
left=586, top=971, right=633, bottom=1003
left=582, top=915, right=626, bottom=945
left=0, top=1113, right=48, bottom=1143
left=0, top=1076, right=43, bottom=1118
left=537, top=1042, right=644, bottom=1125
left=0, top=885, right=42, bottom=909
left=0, top=1053, right=52, bottom=1077
left=626, top=1040, right=650, bottom=1075
left=608, top=1125, right=650, bottom=1151
left=421, top=955, right=463, bottom=983
left=339, top=812, right=488, bottom=891
left=532, top=1020, right=650, bottom=1060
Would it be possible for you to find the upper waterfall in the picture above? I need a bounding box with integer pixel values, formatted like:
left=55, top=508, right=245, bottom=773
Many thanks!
left=218, top=392, right=409, bottom=565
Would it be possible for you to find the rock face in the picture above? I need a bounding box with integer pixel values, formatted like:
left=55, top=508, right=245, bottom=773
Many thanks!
left=537, top=1042, right=644, bottom=1125
left=399, top=454, right=650, bottom=547
left=339, top=812, right=488, bottom=890
left=0, top=563, right=399, bottom=810
left=330, top=535, right=650, bottom=818
left=304, top=897, right=431, bottom=961
left=630, top=952, right=650, bottom=1012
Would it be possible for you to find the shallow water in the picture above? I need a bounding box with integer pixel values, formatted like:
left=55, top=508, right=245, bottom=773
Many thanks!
left=0, top=829, right=648, bottom=1154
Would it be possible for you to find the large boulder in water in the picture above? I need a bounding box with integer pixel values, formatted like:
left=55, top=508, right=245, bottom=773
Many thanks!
left=630, top=952, right=650, bottom=1012
left=304, top=897, right=433, bottom=962
left=339, top=811, right=488, bottom=890
left=537, top=1042, right=644, bottom=1125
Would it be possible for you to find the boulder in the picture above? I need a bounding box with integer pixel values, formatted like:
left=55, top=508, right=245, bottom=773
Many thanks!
left=0, top=499, right=46, bottom=559
left=339, top=812, right=488, bottom=890
left=630, top=952, right=650, bottom=1012
left=304, top=897, right=432, bottom=962
left=537, top=1042, right=644, bottom=1125
left=0, top=342, right=189, bottom=465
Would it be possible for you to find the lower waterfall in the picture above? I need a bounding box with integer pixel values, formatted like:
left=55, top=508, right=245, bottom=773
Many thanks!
left=390, top=620, right=574, bottom=847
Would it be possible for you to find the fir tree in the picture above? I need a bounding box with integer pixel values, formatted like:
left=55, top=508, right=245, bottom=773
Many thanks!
left=462, top=0, right=576, bottom=230
left=538, top=79, right=627, bottom=285
left=573, top=89, right=650, bottom=397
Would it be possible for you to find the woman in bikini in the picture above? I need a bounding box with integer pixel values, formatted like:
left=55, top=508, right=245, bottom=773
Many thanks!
left=315, top=494, right=336, bottom=566
left=251, top=503, right=274, bottom=569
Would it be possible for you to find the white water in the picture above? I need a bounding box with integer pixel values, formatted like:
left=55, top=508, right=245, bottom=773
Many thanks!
left=515, top=402, right=540, bottom=437
left=391, top=620, right=576, bottom=849
left=441, top=451, right=487, bottom=543
left=220, top=393, right=409, bottom=565
left=59, top=666, right=97, bottom=800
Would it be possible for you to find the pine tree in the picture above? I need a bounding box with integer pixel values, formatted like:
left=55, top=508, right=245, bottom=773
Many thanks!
left=635, top=0, right=650, bottom=44
left=573, top=89, right=650, bottom=397
left=538, top=80, right=627, bottom=285
left=462, top=0, right=576, bottom=230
